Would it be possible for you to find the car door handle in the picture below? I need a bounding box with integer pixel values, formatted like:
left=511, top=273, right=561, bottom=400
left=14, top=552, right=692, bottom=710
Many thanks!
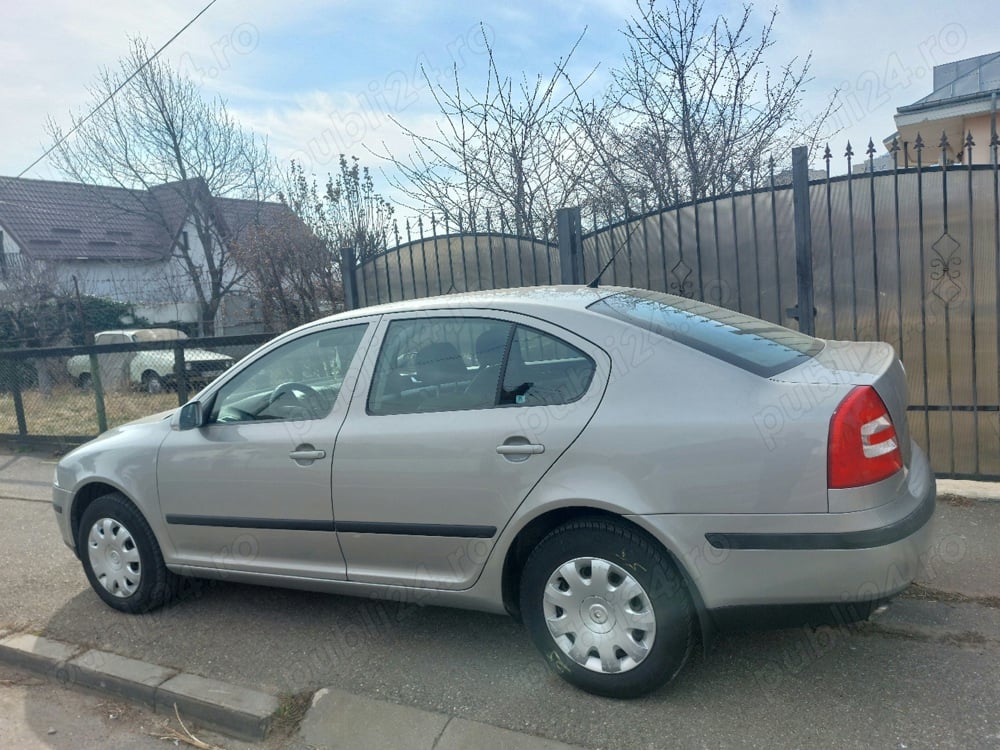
left=289, top=449, right=326, bottom=461
left=496, top=443, right=544, bottom=456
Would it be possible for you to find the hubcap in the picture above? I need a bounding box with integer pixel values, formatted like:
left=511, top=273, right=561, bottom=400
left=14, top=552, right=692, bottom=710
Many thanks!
left=87, top=518, right=141, bottom=598
left=543, top=557, right=656, bottom=674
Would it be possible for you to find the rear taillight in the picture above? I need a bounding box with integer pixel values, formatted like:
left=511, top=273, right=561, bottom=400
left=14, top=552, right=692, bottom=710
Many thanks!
left=828, top=386, right=903, bottom=489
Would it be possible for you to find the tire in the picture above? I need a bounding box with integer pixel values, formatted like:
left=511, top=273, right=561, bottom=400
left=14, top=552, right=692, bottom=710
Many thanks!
left=77, top=373, right=92, bottom=389
left=142, top=371, right=165, bottom=394
left=77, top=492, right=178, bottom=614
left=520, top=518, right=694, bottom=698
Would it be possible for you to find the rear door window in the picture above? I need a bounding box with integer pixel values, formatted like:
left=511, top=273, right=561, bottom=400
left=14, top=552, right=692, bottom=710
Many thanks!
left=367, top=317, right=597, bottom=414
left=589, top=289, right=822, bottom=377
left=368, top=317, right=513, bottom=415
left=501, top=326, right=595, bottom=406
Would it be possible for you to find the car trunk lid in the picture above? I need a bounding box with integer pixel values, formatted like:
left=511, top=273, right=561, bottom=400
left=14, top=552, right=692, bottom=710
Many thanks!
left=770, top=340, right=912, bottom=466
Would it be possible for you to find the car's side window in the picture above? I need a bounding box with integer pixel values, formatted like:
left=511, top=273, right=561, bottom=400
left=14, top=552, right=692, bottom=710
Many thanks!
left=209, top=324, right=367, bottom=424
left=500, top=326, right=595, bottom=407
left=368, top=317, right=514, bottom=415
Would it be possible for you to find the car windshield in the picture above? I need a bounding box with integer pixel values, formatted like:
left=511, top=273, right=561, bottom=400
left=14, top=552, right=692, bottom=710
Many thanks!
left=589, top=289, right=823, bottom=377
left=132, top=329, right=188, bottom=342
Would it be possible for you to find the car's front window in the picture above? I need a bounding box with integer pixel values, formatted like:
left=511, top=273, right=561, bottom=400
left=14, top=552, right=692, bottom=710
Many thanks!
left=208, top=324, right=367, bottom=424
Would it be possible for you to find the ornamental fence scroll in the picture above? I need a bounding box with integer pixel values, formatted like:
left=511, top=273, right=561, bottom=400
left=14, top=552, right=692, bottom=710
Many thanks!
left=347, top=131, right=1000, bottom=481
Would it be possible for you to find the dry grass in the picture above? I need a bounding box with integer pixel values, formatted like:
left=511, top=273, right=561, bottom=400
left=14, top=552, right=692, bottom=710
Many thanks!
left=0, top=385, right=177, bottom=437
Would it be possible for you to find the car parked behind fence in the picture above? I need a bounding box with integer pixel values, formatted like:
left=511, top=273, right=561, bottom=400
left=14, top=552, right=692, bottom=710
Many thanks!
left=67, top=328, right=234, bottom=393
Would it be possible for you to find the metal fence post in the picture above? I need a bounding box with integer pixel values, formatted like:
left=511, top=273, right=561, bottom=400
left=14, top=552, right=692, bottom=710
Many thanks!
left=340, top=246, right=359, bottom=310
left=557, top=207, right=584, bottom=285
left=174, top=342, right=189, bottom=406
left=11, top=379, right=27, bottom=437
left=87, top=352, right=108, bottom=434
left=790, top=146, right=816, bottom=336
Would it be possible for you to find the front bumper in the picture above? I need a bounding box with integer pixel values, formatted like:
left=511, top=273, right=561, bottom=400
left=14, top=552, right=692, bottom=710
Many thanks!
left=635, top=441, right=936, bottom=612
left=53, top=485, right=76, bottom=552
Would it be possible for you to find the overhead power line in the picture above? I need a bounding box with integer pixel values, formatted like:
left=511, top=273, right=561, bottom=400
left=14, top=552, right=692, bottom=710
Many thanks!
left=17, top=0, right=221, bottom=178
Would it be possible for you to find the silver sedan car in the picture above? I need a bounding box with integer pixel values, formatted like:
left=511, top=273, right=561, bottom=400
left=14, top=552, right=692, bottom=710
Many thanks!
left=52, top=286, right=935, bottom=697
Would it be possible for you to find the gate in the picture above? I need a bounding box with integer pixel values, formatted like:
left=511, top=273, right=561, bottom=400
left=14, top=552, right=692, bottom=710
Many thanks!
left=346, top=134, right=1000, bottom=480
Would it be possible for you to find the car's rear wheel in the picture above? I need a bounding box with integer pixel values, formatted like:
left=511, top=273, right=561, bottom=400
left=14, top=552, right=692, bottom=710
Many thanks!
left=78, top=493, right=177, bottom=613
left=141, top=371, right=165, bottom=394
left=520, top=518, right=694, bottom=698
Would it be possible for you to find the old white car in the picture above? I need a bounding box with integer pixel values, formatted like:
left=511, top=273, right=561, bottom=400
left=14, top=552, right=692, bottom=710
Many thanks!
left=67, top=328, right=233, bottom=393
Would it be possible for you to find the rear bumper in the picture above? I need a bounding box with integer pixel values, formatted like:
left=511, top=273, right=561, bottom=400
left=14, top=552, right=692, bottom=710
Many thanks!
left=634, top=441, right=936, bottom=612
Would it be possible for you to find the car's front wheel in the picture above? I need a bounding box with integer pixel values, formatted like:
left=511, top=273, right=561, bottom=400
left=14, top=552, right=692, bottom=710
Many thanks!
left=520, top=518, right=695, bottom=698
left=78, top=493, right=177, bottom=613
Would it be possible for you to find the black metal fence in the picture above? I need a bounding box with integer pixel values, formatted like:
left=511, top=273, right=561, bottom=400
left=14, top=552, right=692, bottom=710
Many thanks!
left=345, top=134, right=1000, bottom=481
left=0, top=333, right=272, bottom=448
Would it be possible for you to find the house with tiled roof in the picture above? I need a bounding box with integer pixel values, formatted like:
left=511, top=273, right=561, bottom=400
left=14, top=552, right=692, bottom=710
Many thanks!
left=0, top=176, right=297, bottom=333
left=885, top=51, right=1000, bottom=167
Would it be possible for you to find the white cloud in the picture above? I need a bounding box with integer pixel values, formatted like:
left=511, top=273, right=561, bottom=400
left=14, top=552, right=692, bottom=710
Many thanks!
left=4, top=0, right=999, bottom=185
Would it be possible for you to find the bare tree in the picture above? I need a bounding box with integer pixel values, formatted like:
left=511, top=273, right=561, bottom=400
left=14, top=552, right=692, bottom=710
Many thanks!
left=230, top=208, right=342, bottom=331
left=381, top=27, right=593, bottom=237
left=233, top=154, right=396, bottom=331
left=321, top=156, right=395, bottom=262
left=47, top=38, right=274, bottom=334
left=0, top=259, right=86, bottom=394
left=0, top=256, right=64, bottom=348
left=583, top=0, right=839, bottom=204
left=382, top=4, right=838, bottom=225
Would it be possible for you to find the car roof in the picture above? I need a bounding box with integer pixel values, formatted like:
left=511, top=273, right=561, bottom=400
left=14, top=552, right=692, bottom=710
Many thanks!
left=313, top=285, right=626, bottom=325
left=93, top=328, right=180, bottom=336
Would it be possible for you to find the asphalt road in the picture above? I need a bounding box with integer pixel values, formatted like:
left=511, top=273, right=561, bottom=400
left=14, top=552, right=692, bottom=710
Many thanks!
left=3, top=492, right=1000, bottom=749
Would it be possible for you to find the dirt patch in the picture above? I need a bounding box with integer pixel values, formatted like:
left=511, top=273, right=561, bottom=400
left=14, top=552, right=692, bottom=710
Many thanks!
left=901, top=583, right=1000, bottom=609
left=938, top=494, right=978, bottom=508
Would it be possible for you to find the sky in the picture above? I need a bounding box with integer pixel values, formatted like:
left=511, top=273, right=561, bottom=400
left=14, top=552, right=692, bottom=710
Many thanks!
left=2, top=0, right=999, bottom=197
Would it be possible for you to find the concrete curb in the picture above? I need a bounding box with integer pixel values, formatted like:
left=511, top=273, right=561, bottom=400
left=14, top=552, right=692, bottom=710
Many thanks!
left=0, top=633, right=588, bottom=749
left=0, top=632, right=279, bottom=741
left=156, top=672, right=280, bottom=742
left=936, top=479, right=1000, bottom=502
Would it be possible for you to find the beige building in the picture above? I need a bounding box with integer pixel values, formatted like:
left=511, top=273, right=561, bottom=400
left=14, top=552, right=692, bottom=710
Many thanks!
left=885, top=51, right=1000, bottom=167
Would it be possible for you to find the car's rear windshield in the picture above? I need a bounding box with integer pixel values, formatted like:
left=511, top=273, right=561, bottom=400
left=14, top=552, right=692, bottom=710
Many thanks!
left=133, top=329, right=188, bottom=342
left=589, top=289, right=823, bottom=377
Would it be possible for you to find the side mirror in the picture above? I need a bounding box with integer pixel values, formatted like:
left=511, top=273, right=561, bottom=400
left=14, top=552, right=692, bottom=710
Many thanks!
left=177, top=401, right=205, bottom=430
